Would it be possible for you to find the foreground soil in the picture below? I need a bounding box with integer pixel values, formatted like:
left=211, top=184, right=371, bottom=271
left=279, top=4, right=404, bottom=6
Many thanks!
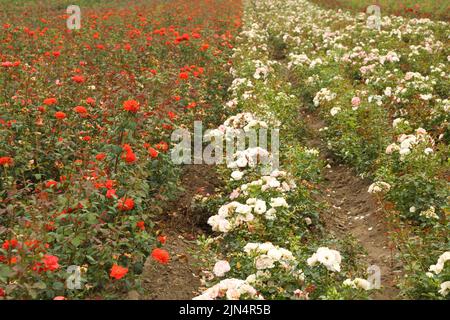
left=141, top=165, right=219, bottom=300
left=301, top=110, right=401, bottom=300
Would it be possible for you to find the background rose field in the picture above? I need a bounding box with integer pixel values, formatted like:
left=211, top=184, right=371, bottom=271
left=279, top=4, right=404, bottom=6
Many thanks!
left=0, top=0, right=448, bottom=300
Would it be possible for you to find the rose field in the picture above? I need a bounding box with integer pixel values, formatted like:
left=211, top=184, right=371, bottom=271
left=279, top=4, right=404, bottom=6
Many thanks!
left=0, top=0, right=448, bottom=302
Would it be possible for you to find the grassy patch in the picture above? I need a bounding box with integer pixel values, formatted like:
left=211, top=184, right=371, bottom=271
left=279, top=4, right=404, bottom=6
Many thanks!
left=310, top=0, right=449, bottom=21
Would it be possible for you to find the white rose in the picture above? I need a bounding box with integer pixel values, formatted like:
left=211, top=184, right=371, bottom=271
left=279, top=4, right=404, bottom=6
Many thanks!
left=268, top=178, right=280, bottom=188
left=399, top=148, right=410, bottom=156
left=246, top=274, right=256, bottom=284
left=236, top=157, right=248, bottom=168
left=231, top=170, right=244, bottom=180
left=259, top=242, right=275, bottom=252
left=213, top=260, right=231, bottom=277
left=330, top=107, right=341, bottom=116
left=254, top=200, right=267, bottom=214
left=243, top=243, right=258, bottom=253
left=226, top=288, right=241, bottom=300
left=438, top=281, right=450, bottom=297
left=255, top=255, right=275, bottom=270
left=353, top=278, right=372, bottom=290
left=236, top=204, right=252, bottom=215
left=270, top=197, right=289, bottom=208
left=267, top=248, right=282, bottom=261
left=265, top=208, right=277, bottom=220
left=424, top=148, right=433, bottom=155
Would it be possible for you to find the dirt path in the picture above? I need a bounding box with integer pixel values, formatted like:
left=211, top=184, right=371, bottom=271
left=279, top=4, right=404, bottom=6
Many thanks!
left=139, top=165, right=220, bottom=300
left=300, top=110, right=401, bottom=300
left=136, top=114, right=400, bottom=300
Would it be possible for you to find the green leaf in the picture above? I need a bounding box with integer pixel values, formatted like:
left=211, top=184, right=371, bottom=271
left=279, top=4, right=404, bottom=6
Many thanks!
left=0, top=265, right=14, bottom=280
left=32, top=282, right=47, bottom=290
left=71, top=235, right=84, bottom=247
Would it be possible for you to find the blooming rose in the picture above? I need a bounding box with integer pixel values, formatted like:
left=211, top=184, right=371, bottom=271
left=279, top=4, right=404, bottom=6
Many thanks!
left=43, top=255, right=59, bottom=271
left=151, top=248, right=170, bottom=264
left=148, top=147, right=159, bottom=158
left=117, top=197, right=134, bottom=211
left=54, top=111, right=66, bottom=120
left=123, top=99, right=140, bottom=113
left=73, top=105, right=88, bottom=115
left=43, top=98, right=57, bottom=105
left=213, top=260, right=231, bottom=277
left=439, top=281, right=450, bottom=297
left=351, top=96, right=361, bottom=107
left=72, top=75, right=85, bottom=83
left=110, top=264, right=128, bottom=280
left=231, top=170, right=244, bottom=181
left=0, top=157, right=13, bottom=167
left=307, top=247, right=342, bottom=272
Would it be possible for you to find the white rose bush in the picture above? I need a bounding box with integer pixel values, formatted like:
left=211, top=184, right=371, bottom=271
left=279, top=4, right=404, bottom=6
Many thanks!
left=192, top=0, right=448, bottom=301
left=191, top=0, right=388, bottom=300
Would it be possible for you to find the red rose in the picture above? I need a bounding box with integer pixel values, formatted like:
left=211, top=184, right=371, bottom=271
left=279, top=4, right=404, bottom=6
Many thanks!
left=43, top=98, right=57, bottom=106
left=0, top=288, right=5, bottom=297
left=151, top=248, right=170, bottom=264
left=122, top=144, right=132, bottom=153
left=155, top=141, right=168, bottom=152
left=110, top=264, right=128, bottom=280
left=1, top=61, right=13, bottom=68
left=117, top=197, right=134, bottom=211
left=122, top=144, right=137, bottom=163
left=186, top=102, right=197, bottom=109
left=167, top=111, right=176, bottom=120
left=136, top=221, right=145, bottom=231
left=86, top=97, right=95, bottom=105
left=54, top=111, right=66, bottom=120
left=157, top=235, right=167, bottom=244
left=200, top=43, right=209, bottom=51
left=148, top=147, right=159, bottom=158
left=72, top=75, right=85, bottom=83
left=43, top=254, right=59, bottom=271
left=2, top=239, right=18, bottom=250
left=45, top=180, right=58, bottom=188
left=95, top=153, right=106, bottom=161
left=124, top=151, right=136, bottom=163
left=106, top=189, right=116, bottom=199
left=73, top=105, right=87, bottom=115
left=179, top=72, right=189, bottom=80
left=105, top=180, right=115, bottom=189
left=123, top=99, right=140, bottom=113
left=0, top=157, right=13, bottom=167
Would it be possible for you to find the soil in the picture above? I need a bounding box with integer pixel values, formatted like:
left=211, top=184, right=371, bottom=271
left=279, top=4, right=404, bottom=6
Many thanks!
left=301, top=110, right=402, bottom=300
left=139, top=164, right=220, bottom=300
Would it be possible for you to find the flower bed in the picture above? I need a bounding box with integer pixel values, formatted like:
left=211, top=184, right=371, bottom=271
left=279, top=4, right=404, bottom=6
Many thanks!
left=0, top=0, right=241, bottom=299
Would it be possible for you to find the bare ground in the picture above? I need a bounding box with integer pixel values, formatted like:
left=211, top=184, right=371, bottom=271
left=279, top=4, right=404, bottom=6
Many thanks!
left=301, top=110, right=402, bottom=300
left=139, top=164, right=220, bottom=300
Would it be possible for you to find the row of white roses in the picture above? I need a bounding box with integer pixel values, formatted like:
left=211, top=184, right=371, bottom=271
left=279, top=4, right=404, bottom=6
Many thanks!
left=195, top=0, right=380, bottom=299
left=427, top=252, right=450, bottom=297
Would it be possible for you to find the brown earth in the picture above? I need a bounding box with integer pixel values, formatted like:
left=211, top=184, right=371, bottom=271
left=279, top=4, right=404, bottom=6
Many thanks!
left=301, top=110, right=402, bottom=300
left=139, top=164, right=220, bottom=300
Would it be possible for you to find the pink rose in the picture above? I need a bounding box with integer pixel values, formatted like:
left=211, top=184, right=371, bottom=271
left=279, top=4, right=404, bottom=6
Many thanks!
left=351, top=97, right=361, bottom=107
